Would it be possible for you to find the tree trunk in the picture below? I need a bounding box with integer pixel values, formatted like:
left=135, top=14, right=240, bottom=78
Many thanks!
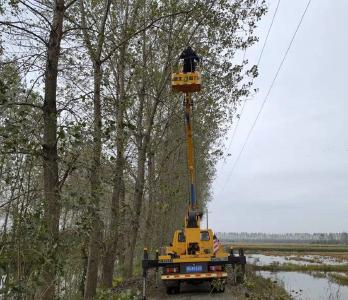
left=101, top=47, right=127, bottom=287
left=117, top=178, right=127, bottom=275
left=41, top=1, right=65, bottom=299
left=123, top=8, right=169, bottom=273
left=84, top=62, right=103, bottom=299
left=124, top=144, right=147, bottom=277
left=78, top=0, right=111, bottom=295
left=123, top=28, right=147, bottom=276
left=143, top=150, right=155, bottom=250
left=100, top=165, right=123, bottom=287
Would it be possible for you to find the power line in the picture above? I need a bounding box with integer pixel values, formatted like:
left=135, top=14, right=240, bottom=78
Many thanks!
left=220, top=0, right=311, bottom=192
left=256, top=0, right=281, bottom=66
left=224, top=100, right=247, bottom=161
left=223, top=0, right=281, bottom=162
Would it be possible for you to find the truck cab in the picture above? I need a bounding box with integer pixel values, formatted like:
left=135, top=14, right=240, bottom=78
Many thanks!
left=166, top=229, right=215, bottom=257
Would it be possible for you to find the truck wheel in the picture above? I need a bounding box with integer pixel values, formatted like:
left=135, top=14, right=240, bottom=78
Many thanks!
left=166, top=282, right=180, bottom=294
left=173, top=285, right=180, bottom=294
left=166, top=287, right=173, bottom=294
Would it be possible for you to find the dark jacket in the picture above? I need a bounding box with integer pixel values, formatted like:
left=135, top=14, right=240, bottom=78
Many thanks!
left=179, top=47, right=200, bottom=73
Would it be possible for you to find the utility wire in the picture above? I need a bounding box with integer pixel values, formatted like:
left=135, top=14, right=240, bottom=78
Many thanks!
left=256, top=0, right=281, bottom=66
left=223, top=51, right=247, bottom=162
left=223, top=0, right=281, bottom=161
left=220, top=0, right=311, bottom=192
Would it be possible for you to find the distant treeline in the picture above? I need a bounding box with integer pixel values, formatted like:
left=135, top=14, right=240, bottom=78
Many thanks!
left=217, top=232, right=348, bottom=244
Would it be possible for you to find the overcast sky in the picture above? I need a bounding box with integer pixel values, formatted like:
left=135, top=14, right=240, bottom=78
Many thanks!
left=207, top=0, right=348, bottom=233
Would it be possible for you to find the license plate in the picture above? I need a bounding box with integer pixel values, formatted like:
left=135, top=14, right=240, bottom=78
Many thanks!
left=186, top=264, right=203, bottom=273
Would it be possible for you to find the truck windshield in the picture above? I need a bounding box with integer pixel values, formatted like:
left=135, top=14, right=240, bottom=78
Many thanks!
left=200, top=231, right=210, bottom=241
left=178, top=232, right=186, bottom=242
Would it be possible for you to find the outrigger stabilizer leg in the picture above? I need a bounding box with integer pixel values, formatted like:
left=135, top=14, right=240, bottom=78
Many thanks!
left=142, top=248, right=160, bottom=300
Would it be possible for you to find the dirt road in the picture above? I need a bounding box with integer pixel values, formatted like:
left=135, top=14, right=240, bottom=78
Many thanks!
left=114, top=268, right=289, bottom=299
left=147, top=281, right=245, bottom=300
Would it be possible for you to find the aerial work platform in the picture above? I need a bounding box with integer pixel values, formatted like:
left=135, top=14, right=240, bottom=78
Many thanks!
left=171, top=72, right=201, bottom=93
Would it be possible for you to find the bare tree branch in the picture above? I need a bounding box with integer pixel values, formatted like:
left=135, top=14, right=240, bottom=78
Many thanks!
left=96, top=0, right=112, bottom=59
left=78, top=0, right=97, bottom=61
left=65, top=0, right=78, bottom=10
left=0, top=21, right=48, bottom=46
left=1, top=102, right=42, bottom=109
left=0, top=189, right=41, bottom=208
left=18, top=0, right=52, bottom=28
left=59, top=153, right=79, bottom=190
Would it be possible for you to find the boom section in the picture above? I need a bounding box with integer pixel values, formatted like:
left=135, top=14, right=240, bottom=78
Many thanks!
left=184, top=93, right=197, bottom=209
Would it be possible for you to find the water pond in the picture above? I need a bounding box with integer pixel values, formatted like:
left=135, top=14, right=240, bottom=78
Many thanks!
left=248, top=254, right=348, bottom=266
left=260, top=271, right=348, bottom=300
left=247, top=254, right=348, bottom=299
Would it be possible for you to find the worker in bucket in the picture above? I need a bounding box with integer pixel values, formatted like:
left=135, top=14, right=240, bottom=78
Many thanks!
left=179, top=46, right=200, bottom=73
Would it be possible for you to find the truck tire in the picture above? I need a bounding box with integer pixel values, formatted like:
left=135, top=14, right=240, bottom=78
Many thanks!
left=166, top=282, right=180, bottom=294
left=173, top=285, right=180, bottom=294
left=166, top=287, right=173, bottom=294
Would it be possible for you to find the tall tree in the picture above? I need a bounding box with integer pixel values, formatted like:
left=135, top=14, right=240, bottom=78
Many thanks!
left=78, top=0, right=112, bottom=297
left=101, top=44, right=127, bottom=288
left=41, top=1, right=67, bottom=298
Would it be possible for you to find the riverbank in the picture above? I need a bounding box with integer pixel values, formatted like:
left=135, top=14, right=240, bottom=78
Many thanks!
left=241, top=267, right=291, bottom=300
